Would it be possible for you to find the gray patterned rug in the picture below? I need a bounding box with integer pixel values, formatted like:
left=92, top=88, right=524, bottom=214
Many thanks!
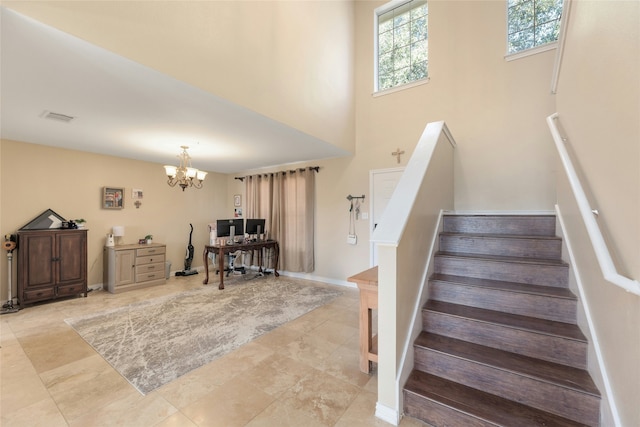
left=65, top=277, right=342, bottom=394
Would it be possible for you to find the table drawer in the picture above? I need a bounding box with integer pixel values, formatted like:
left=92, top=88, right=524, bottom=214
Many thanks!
left=137, top=246, right=166, bottom=257
left=137, top=254, right=165, bottom=265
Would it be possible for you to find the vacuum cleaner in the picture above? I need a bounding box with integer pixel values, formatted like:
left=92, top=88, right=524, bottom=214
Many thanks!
left=2, top=234, right=20, bottom=314
left=176, top=223, right=198, bottom=276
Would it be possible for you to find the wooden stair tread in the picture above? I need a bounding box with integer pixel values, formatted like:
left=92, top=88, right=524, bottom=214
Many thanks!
left=415, top=332, right=599, bottom=396
left=436, top=251, right=569, bottom=266
left=405, top=370, right=590, bottom=427
left=424, top=300, right=586, bottom=341
left=430, top=273, right=576, bottom=299
left=440, top=231, right=562, bottom=241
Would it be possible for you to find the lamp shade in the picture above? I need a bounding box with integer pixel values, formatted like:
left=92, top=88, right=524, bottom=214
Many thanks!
left=164, top=165, right=177, bottom=178
left=112, top=226, right=125, bottom=237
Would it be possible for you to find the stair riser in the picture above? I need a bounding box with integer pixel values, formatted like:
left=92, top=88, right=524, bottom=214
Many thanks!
left=422, top=311, right=587, bottom=369
left=434, top=257, right=569, bottom=287
left=429, top=280, right=577, bottom=323
left=404, top=391, right=493, bottom=427
left=443, top=216, right=556, bottom=236
left=414, top=348, right=599, bottom=426
left=439, top=235, right=562, bottom=259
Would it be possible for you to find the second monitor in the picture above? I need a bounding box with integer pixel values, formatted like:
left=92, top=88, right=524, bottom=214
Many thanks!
left=245, top=218, right=266, bottom=239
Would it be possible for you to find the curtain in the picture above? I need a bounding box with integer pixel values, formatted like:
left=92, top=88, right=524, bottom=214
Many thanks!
left=244, top=167, right=315, bottom=273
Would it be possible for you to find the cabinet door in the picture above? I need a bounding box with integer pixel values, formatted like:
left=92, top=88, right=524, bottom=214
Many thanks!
left=115, top=249, right=135, bottom=286
left=57, top=231, right=87, bottom=286
left=20, top=233, right=55, bottom=289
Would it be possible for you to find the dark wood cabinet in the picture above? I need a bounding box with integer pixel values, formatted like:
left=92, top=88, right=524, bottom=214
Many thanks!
left=17, top=229, right=88, bottom=305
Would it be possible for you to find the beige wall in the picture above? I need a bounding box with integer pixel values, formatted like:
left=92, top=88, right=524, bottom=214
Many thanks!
left=355, top=0, right=558, bottom=213
left=554, top=1, right=640, bottom=425
left=0, top=139, right=229, bottom=299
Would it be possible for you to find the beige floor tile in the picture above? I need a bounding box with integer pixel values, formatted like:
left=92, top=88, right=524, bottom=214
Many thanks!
left=245, top=399, right=326, bottom=427
left=319, top=341, right=373, bottom=388
left=0, top=345, right=51, bottom=416
left=153, top=411, right=199, bottom=427
left=1, top=320, right=19, bottom=347
left=311, top=318, right=359, bottom=346
left=181, top=377, right=276, bottom=427
left=276, top=367, right=361, bottom=425
left=16, top=324, right=96, bottom=374
left=237, top=353, right=318, bottom=397
left=42, top=356, right=136, bottom=422
left=0, top=396, right=68, bottom=427
left=68, top=392, right=178, bottom=427
left=251, top=324, right=303, bottom=350
left=278, top=330, right=342, bottom=367
left=157, top=365, right=221, bottom=409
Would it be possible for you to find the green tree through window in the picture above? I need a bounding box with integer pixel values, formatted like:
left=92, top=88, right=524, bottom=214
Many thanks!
left=508, top=0, right=563, bottom=54
left=376, top=0, right=428, bottom=92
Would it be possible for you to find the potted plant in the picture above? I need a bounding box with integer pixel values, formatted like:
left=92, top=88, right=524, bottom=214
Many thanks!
left=145, top=234, right=153, bottom=244
left=74, top=218, right=87, bottom=229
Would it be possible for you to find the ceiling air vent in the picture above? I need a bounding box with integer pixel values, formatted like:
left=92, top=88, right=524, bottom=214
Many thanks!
left=41, top=110, right=75, bottom=123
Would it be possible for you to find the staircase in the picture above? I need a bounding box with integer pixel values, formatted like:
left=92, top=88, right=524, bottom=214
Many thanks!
left=403, top=214, right=601, bottom=426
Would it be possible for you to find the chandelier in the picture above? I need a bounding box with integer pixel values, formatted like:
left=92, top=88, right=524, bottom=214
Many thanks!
left=163, top=146, right=208, bottom=191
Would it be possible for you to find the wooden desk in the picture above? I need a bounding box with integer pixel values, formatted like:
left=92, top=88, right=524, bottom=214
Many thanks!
left=203, top=240, right=280, bottom=289
left=347, top=266, right=378, bottom=373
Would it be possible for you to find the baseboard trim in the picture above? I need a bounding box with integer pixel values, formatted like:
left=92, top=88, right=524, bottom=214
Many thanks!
left=278, top=270, right=357, bottom=289
left=555, top=204, right=620, bottom=427
left=376, top=402, right=400, bottom=426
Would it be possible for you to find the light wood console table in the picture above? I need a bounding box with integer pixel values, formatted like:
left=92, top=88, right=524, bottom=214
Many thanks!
left=347, top=266, right=378, bottom=373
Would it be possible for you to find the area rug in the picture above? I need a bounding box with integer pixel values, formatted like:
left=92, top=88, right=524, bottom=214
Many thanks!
left=65, top=277, right=342, bottom=395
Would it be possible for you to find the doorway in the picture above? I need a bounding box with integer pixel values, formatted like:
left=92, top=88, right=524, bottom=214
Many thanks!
left=369, top=167, right=404, bottom=266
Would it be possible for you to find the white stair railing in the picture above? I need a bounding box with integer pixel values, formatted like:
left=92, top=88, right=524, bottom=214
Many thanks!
left=547, top=113, right=640, bottom=296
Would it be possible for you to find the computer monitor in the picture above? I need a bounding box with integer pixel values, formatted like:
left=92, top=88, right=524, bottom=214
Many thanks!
left=216, top=218, right=244, bottom=240
left=245, top=218, right=265, bottom=238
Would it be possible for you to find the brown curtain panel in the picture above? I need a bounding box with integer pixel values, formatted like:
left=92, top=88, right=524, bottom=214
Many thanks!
left=244, top=168, right=315, bottom=273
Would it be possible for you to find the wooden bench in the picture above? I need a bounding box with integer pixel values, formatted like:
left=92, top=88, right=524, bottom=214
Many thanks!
left=347, top=266, right=378, bottom=373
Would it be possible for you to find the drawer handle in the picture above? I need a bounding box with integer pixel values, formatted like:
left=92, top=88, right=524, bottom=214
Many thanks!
left=148, top=250, right=156, bottom=253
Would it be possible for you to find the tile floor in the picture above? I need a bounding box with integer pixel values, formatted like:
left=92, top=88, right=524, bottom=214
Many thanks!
left=0, top=274, right=428, bottom=427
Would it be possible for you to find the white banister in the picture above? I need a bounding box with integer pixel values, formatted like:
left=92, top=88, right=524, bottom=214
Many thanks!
left=547, top=113, right=640, bottom=296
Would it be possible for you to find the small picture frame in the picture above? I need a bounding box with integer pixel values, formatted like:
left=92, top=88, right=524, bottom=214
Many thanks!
left=234, top=194, right=242, bottom=207
left=132, top=188, right=143, bottom=199
left=103, top=187, right=124, bottom=209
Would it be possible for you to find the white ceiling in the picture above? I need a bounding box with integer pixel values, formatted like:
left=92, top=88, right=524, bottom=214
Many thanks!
left=0, top=7, right=349, bottom=174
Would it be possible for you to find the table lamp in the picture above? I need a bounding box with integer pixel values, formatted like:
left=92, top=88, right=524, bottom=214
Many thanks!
left=112, top=226, right=125, bottom=245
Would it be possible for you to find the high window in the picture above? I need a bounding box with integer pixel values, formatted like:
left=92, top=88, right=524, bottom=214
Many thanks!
left=375, top=0, right=428, bottom=92
left=507, top=0, right=563, bottom=55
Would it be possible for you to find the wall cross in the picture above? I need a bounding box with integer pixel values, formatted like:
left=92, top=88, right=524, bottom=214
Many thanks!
left=392, top=148, right=405, bottom=164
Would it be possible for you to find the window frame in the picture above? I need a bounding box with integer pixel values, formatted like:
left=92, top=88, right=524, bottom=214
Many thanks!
left=374, top=0, right=429, bottom=94
left=505, top=0, right=563, bottom=60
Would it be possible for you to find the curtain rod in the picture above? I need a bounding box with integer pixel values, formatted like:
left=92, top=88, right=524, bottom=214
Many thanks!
left=234, top=166, right=320, bottom=182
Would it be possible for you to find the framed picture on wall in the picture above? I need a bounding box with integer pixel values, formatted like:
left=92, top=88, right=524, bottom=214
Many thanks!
left=234, top=194, right=242, bottom=207
left=103, top=187, right=124, bottom=209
